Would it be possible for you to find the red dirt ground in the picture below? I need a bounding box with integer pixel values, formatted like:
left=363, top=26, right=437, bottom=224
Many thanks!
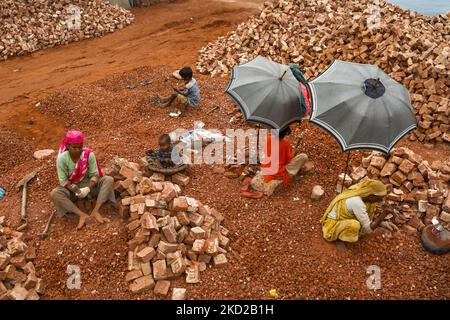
left=0, top=0, right=448, bottom=300
left=0, top=0, right=264, bottom=148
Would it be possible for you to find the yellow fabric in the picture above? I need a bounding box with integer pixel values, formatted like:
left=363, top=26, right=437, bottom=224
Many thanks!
left=321, top=179, right=387, bottom=242
left=326, top=219, right=361, bottom=243
left=176, top=94, right=188, bottom=106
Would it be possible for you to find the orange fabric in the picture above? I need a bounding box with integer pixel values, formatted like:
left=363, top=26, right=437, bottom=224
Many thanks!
left=261, top=133, right=293, bottom=186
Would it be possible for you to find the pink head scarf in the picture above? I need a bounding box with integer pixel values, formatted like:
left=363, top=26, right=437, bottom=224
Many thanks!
left=58, top=130, right=103, bottom=184
left=59, top=130, right=85, bottom=153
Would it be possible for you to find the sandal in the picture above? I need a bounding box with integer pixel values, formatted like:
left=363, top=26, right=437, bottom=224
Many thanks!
left=241, top=177, right=252, bottom=192
left=241, top=190, right=263, bottom=199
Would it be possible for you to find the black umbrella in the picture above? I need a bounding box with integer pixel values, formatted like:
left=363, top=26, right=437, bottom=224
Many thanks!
left=226, top=56, right=303, bottom=130
left=309, top=60, right=417, bottom=190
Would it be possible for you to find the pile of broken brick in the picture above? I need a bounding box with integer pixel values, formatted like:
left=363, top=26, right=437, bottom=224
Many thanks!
left=0, top=216, right=44, bottom=300
left=0, top=0, right=134, bottom=61
left=197, top=0, right=449, bottom=144
left=106, top=157, right=229, bottom=299
left=341, top=147, right=450, bottom=234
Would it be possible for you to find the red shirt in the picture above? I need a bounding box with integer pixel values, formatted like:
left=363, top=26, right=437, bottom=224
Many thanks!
left=261, top=133, right=293, bottom=186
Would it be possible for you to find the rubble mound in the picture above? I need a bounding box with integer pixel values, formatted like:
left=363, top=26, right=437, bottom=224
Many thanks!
left=107, top=158, right=230, bottom=296
left=0, top=217, right=44, bottom=300
left=0, top=0, right=134, bottom=61
left=197, top=0, right=449, bottom=144
left=341, top=147, right=450, bottom=234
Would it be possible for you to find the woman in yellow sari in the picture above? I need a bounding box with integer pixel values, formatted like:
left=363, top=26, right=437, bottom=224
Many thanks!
left=321, top=179, right=389, bottom=243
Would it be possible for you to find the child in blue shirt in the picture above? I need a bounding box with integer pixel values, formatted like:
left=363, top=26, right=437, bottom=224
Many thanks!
left=160, top=67, right=201, bottom=113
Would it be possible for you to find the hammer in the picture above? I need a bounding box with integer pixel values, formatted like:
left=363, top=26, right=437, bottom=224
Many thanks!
left=39, top=212, right=55, bottom=239
left=16, top=170, right=37, bottom=231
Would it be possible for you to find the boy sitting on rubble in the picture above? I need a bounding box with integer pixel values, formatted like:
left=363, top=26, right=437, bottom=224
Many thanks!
left=160, top=66, right=201, bottom=115
left=155, top=134, right=178, bottom=168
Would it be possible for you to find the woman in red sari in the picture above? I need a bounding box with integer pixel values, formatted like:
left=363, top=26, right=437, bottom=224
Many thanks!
left=50, top=130, right=115, bottom=230
left=244, top=127, right=308, bottom=197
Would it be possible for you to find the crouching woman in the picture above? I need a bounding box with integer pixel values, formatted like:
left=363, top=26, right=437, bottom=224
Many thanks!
left=321, top=179, right=389, bottom=243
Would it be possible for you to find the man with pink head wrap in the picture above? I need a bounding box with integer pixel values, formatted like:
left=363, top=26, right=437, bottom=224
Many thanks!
left=60, top=130, right=85, bottom=150
left=50, top=130, right=115, bottom=230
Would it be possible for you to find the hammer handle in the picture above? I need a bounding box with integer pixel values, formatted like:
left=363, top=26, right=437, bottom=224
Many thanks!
left=21, top=182, right=27, bottom=219
left=43, top=212, right=55, bottom=233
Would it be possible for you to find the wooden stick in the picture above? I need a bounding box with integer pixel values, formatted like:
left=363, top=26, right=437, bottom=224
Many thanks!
left=207, top=105, right=220, bottom=114
left=340, top=152, right=351, bottom=193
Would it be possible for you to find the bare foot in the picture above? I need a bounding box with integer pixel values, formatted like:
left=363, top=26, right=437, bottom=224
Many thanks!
left=105, top=202, right=119, bottom=211
left=77, top=213, right=89, bottom=230
left=92, top=211, right=110, bottom=224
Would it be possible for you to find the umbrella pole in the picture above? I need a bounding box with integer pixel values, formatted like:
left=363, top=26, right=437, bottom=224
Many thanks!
left=340, top=152, right=351, bottom=193
left=257, top=124, right=260, bottom=164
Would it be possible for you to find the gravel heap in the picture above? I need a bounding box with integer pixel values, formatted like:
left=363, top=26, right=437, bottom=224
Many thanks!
left=0, top=0, right=134, bottom=60
left=197, top=0, right=449, bottom=144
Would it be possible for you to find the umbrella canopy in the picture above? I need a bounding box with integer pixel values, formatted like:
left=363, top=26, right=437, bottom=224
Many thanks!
left=226, top=56, right=302, bottom=130
left=309, top=60, right=417, bottom=154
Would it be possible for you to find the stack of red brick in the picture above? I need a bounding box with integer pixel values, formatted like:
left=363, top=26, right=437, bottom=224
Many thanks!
left=197, top=0, right=449, bottom=144
left=0, top=0, right=134, bottom=61
left=106, top=158, right=230, bottom=297
left=412, top=93, right=450, bottom=144
left=341, top=147, right=450, bottom=234
left=0, top=217, right=44, bottom=300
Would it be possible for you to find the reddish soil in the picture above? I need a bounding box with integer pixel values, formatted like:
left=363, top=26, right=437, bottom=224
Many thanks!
left=0, top=0, right=264, bottom=148
left=0, top=0, right=448, bottom=300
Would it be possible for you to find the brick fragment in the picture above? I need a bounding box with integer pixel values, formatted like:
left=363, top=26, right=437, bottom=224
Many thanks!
left=310, top=185, right=325, bottom=200
left=172, top=288, right=186, bottom=300
left=172, top=173, right=190, bottom=186
left=129, top=276, right=155, bottom=293
left=154, top=280, right=171, bottom=296
left=153, top=260, right=167, bottom=281
left=172, top=197, right=189, bottom=211
left=213, top=254, right=228, bottom=267
left=136, top=247, right=156, bottom=263
left=185, top=266, right=200, bottom=284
